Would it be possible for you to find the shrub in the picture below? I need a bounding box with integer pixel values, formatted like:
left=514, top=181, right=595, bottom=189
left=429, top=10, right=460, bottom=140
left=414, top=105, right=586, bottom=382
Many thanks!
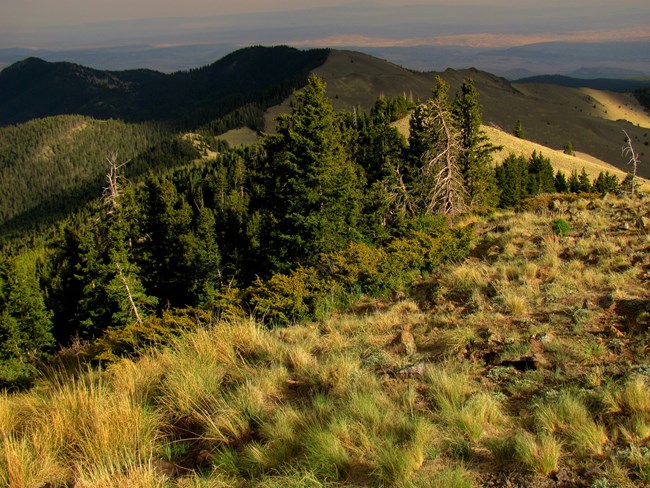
left=552, top=219, right=571, bottom=237
left=247, top=267, right=339, bottom=326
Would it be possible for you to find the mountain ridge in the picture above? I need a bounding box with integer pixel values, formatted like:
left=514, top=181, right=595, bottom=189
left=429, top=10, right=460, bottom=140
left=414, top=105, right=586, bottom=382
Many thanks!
left=2, top=46, right=649, bottom=179
left=0, top=46, right=330, bottom=128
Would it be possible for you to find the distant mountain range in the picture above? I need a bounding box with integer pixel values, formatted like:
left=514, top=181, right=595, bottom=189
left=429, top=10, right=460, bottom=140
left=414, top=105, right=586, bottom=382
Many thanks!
left=1, top=46, right=649, bottom=181
left=2, top=39, right=649, bottom=80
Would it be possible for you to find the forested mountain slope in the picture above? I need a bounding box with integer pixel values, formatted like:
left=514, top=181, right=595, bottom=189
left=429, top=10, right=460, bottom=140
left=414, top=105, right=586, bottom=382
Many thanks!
left=310, top=51, right=650, bottom=178
left=3, top=46, right=647, bottom=177
left=0, top=116, right=202, bottom=232
left=0, top=46, right=329, bottom=127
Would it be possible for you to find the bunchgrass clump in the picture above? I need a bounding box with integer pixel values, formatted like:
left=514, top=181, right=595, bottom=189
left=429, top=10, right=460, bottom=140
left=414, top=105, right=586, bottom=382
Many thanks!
left=514, top=431, right=561, bottom=476
left=535, top=392, right=608, bottom=456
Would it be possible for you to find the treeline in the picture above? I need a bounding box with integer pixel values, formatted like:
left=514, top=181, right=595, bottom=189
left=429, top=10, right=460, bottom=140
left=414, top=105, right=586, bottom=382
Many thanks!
left=495, top=151, right=632, bottom=209
left=0, top=75, right=635, bottom=387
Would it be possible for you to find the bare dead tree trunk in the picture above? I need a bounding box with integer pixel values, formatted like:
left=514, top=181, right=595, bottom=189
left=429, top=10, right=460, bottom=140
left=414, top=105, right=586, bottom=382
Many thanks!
left=622, top=130, right=640, bottom=196
left=421, top=99, right=467, bottom=216
left=386, top=161, right=417, bottom=218
left=103, top=151, right=129, bottom=213
left=115, top=262, right=143, bottom=325
left=102, top=152, right=143, bottom=325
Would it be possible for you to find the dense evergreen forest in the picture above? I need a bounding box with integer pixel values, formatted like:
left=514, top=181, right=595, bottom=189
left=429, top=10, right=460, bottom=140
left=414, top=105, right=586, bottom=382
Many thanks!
left=0, top=46, right=329, bottom=127
left=0, top=74, right=632, bottom=388
left=515, top=74, right=650, bottom=93
left=637, top=87, right=650, bottom=112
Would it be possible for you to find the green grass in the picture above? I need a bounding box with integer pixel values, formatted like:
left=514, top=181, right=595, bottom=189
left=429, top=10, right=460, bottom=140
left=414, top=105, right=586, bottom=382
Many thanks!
left=2, top=194, right=650, bottom=486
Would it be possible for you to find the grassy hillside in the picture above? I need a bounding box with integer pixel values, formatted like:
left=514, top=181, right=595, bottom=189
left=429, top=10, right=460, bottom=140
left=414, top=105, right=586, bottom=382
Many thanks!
left=390, top=115, right=650, bottom=192
left=482, top=125, right=650, bottom=192
left=293, top=50, right=650, bottom=178
left=2, top=194, right=649, bottom=487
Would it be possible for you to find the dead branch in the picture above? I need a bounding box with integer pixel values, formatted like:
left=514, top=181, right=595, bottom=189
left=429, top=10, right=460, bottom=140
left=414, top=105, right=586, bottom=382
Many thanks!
left=622, top=130, right=640, bottom=196
left=421, top=99, right=467, bottom=216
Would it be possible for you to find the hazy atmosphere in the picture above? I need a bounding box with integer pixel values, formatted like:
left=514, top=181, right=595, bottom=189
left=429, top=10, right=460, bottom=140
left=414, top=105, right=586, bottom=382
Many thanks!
left=3, top=1, right=649, bottom=47
left=1, top=1, right=650, bottom=76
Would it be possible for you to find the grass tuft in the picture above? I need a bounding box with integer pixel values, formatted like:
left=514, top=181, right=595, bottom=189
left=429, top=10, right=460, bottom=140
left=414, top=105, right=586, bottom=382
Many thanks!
left=515, top=431, right=561, bottom=476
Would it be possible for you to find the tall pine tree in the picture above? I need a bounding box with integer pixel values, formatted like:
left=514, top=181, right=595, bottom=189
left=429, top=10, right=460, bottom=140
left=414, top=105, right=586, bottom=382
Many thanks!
left=452, top=78, right=498, bottom=210
left=260, top=75, right=364, bottom=271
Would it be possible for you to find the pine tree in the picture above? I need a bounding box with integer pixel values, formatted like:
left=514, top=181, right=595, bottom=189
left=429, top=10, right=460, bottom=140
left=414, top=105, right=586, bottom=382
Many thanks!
left=554, top=170, right=569, bottom=193
left=138, top=175, right=195, bottom=308
left=354, top=96, right=410, bottom=236
left=527, top=151, right=555, bottom=195
left=593, top=171, right=620, bottom=194
left=513, top=120, right=525, bottom=139
left=577, top=168, right=592, bottom=193
left=61, top=155, right=157, bottom=336
left=452, top=78, right=498, bottom=209
left=563, top=141, right=575, bottom=156
left=496, top=154, right=529, bottom=208
left=0, top=254, right=54, bottom=386
left=568, top=170, right=580, bottom=193
left=261, top=75, right=364, bottom=271
left=184, top=207, right=222, bottom=305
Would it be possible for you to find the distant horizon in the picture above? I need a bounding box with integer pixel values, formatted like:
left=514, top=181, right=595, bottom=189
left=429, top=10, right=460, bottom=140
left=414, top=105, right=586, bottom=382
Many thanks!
left=2, top=1, right=649, bottom=77
left=2, top=1, right=649, bottom=50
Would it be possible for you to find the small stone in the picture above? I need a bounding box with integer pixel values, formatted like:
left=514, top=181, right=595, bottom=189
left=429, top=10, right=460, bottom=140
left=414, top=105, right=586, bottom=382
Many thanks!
left=396, top=363, right=425, bottom=378
left=554, top=467, right=575, bottom=484
left=152, top=459, right=178, bottom=477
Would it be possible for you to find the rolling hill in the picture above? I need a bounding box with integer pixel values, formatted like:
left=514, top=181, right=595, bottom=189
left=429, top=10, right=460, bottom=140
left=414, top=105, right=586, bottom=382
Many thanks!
left=305, top=50, right=650, bottom=178
left=2, top=45, right=649, bottom=236
left=3, top=46, right=648, bottom=177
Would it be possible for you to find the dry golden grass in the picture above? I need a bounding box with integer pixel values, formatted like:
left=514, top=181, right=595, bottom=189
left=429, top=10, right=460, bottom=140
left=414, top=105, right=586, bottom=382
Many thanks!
left=392, top=112, right=650, bottom=191
left=2, top=194, right=650, bottom=487
left=579, top=88, right=650, bottom=128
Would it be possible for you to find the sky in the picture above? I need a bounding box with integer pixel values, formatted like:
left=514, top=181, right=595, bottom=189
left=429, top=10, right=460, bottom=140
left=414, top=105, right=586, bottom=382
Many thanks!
left=1, top=0, right=649, bottom=49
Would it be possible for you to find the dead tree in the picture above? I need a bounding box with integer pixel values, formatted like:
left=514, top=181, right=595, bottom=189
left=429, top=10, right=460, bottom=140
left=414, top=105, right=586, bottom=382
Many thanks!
left=102, top=152, right=143, bottom=325
left=622, top=130, right=640, bottom=196
left=420, top=99, right=468, bottom=216
left=103, top=151, right=129, bottom=213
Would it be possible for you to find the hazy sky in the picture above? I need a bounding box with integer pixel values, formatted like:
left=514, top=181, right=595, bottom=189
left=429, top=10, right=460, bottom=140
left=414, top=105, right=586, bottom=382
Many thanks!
left=2, top=0, right=649, bottom=49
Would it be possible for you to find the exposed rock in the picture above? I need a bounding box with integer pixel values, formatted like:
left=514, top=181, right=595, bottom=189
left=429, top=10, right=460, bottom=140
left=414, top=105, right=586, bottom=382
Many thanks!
left=532, top=332, right=555, bottom=344
left=390, top=323, right=416, bottom=355
left=395, top=363, right=425, bottom=378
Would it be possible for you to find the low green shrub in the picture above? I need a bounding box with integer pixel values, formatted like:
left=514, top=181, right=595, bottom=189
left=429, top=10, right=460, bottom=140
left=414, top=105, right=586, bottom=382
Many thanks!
left=552, top=219, right=571, bottom=237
